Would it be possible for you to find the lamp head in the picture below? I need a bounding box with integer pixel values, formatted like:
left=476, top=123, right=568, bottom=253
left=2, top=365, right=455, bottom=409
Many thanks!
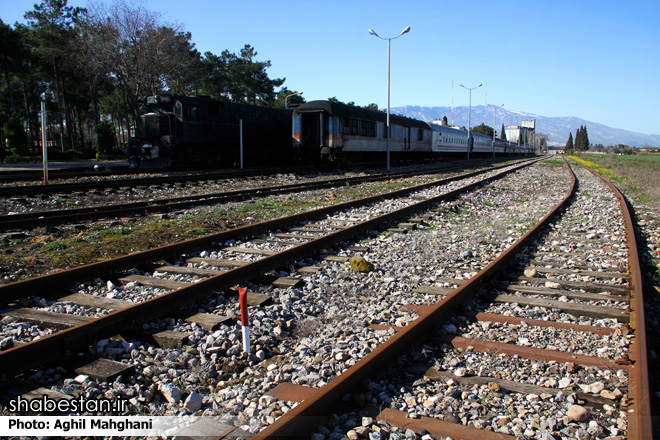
left=401, top=26, right=411, bottom=35
left=368, top=28, right=378, bottom=37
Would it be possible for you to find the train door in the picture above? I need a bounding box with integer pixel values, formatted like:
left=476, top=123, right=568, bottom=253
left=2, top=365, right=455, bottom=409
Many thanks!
left=300, top=112, right=322, bottom=150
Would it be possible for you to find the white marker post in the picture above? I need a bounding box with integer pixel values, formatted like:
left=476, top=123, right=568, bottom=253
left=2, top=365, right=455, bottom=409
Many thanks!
left=238, top=287, right=250, bottom=354
left=40, top=95, right=49, bottom=184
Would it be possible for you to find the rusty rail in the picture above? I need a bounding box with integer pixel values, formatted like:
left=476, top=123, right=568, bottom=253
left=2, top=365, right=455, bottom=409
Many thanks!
left=582, top=165, right=653, bottom=440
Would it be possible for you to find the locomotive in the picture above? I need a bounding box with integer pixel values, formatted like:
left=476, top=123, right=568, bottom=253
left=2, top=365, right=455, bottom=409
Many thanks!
left=126, top=94, right=292, bottom=168
left=127, top=95, right=531, bottom=168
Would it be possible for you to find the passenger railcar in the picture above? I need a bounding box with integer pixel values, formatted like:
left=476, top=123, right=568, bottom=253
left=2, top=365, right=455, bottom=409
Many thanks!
left=126, top=94, right=292, bottom=168
left=292, top=100, right=433, bottom=162
left=294, top=100, right=531, bottom=161
left=430, top=122, right=528, bottom=156
left=430, top=124, right=468, bottom=153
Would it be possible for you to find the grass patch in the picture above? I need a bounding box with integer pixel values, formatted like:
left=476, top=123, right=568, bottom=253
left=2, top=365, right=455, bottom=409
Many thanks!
left=236, top=198, right=290, bottom=217
left=539, top=158, right=564, bottom=168
left=97, top=224, right=133, bottom=237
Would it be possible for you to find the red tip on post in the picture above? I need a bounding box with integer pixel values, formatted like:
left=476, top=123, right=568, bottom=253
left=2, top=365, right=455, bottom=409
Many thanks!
left=238, top=287, right=249, bottom=326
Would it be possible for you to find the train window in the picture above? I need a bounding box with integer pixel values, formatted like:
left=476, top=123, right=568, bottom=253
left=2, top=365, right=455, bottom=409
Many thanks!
left=175, top=104, right=182, bottom=119
left=368, top=121, right=376, bottom=137
left=187, top=107, right=199, bottom=119
left=360, top=120, right=367, bottom=136
left=351, top=119, right=359, bottom=135
left=417, top=129, right=423, bottom=141
left=343, top=118, right=350, bottom=135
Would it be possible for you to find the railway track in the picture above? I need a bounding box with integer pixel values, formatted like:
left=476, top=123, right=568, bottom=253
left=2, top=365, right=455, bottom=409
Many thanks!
left=0, top=158, right=501, bottom=196
left=0, top=160, right=508, bottom=231
left=0, top=158, right=652, bottom=439
left=0, top=159, right=535, bottom=372
left=0, top=165, right=322, bottom=195
left=249, top=160, right=652, bottom=439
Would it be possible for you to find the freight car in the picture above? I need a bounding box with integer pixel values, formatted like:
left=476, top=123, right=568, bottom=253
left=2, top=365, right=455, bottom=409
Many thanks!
left=126, top=94, right=292, bottom=168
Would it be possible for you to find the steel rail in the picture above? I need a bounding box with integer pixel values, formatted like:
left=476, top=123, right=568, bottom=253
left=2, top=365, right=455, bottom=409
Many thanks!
left=581, top=165, right=653, bottom=439
left=0, top=159, right=504, bottom=198
left=0, top=165, right=333, bottom=197
left=248, top=159, right=579, bottom=439
left=0, top=162, right=536, bottom=380
left=0, top=162, right=502, bottom=231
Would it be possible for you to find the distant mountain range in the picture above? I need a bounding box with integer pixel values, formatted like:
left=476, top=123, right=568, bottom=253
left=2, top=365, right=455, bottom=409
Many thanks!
left=391, top=105, right=660, bottom=148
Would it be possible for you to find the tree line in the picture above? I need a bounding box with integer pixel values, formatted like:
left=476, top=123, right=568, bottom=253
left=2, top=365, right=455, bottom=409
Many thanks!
left=0, top=0, right=303, bottom=161
left=565, top=125, right=590, bottom=152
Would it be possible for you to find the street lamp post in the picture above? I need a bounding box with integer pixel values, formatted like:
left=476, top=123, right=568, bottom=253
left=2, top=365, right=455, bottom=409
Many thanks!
left=284, top=91, right=302, bottom=109
left=458, top=82, right=482, bottom=161
left=369, top=26, right=410, bottom=171
left=488, top=103, right=503, bottom=159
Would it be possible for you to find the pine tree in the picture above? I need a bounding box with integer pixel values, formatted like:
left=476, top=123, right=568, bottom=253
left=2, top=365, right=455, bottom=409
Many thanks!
left=501, top=124, right=506, bottom=140
left=566, top=132, right=574, bottom=152
left=583, top=126, right=590, bottom=150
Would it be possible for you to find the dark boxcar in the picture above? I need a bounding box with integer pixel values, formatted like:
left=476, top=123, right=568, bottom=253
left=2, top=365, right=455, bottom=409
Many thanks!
left=126, top=94, right=292, bottom=168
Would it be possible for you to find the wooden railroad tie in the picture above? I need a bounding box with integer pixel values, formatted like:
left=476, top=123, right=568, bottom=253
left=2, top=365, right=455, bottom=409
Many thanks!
left=2, top=308, right=92, bottom=330
left=184, top=313, right=232, bottom=332
left=185, top=257, right=247, bottom=268
left=264, top=383, right=318, bottom=403
left=513, top=264, right=629, bottom=280
left=377, top=408, right=516, bottom=440
left=58, top=292, right=133, bottom=311
left=501, top=284, right=629, bottom=303
left=74, top=358, right=135, bottom=382
left=422, top=366, right=617, bottom=408
left=1, top=383, right=73, bottom=415
left=503, top=275, right=629, bottom=295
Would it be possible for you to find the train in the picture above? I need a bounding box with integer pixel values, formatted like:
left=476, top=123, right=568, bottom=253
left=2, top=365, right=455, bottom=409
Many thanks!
left=292, top=100, right=530, bottom=161
left=126, top=94, right=532, bottom=168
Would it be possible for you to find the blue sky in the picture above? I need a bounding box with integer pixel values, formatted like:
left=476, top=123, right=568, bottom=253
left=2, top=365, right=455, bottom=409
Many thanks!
left=2, top=0, right=659, bottom=135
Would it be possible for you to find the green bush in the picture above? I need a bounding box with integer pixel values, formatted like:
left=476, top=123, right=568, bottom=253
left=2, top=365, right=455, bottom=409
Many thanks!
left=96, top=120, right=116, bottom=153
left=1, top=153, right=40, bottom=164
left=3, top=112, right=27, bottom=155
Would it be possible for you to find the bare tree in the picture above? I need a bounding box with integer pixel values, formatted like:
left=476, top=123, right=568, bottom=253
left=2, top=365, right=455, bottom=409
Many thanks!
left=82, top=0, right=201, bottom=118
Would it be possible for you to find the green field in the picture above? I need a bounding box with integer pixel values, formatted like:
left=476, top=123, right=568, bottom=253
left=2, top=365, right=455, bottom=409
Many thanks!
left=570, top=154, right=660, bottom=208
